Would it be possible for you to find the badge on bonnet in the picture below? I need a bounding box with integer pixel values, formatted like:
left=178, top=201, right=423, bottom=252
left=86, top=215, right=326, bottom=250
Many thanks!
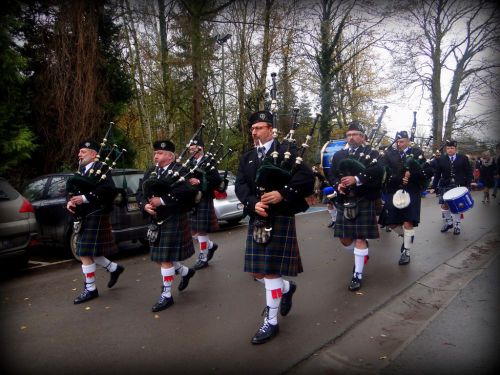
left=85, top=142, right=91, bottom=148
left=161, top=142, right=166, bottom=148
left=259, top=113, right=266, bottom=120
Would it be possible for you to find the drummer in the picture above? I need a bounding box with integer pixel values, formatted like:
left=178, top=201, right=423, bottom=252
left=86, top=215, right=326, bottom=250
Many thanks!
left=430, top=140, right=473, bottom=235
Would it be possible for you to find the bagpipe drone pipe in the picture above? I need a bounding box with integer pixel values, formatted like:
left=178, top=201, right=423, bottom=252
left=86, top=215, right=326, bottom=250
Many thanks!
left=252, top=73, right=320, bottom=243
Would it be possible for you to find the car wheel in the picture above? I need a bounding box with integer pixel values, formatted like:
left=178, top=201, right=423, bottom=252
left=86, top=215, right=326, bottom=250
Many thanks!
left=139, top=238, right=149, bottom=247
left=68, top=231, right=81, bottom=262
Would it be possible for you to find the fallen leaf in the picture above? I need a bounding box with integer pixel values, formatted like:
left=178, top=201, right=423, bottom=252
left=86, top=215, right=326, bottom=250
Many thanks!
left=356, top=292, right=364, bottom=295
left=85, top=306, right=91, bottom=310
left=379, top=355, right=387, bottom=360
left=20, top=326, right=27, bottom=330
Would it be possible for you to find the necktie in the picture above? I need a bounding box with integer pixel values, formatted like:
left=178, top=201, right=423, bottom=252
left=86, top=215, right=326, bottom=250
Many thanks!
left=450, top=156, right=455, bottom=163
left=79, top=166, right=85, bottom=174
left=257, top=146, right=266, bottom=160
left=400, top=151, right=405, bottom=159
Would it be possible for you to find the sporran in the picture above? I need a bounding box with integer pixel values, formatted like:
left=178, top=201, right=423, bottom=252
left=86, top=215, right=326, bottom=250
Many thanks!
left=252, top=218, right=272, bottom=244
left=147, top=222, right=161, bottom=245
left=343, top=199, right=359, bottom=220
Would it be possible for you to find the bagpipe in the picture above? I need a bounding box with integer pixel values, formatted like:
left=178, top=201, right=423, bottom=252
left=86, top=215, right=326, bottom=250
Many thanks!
left=66, top=122, right=127, bottom=223
left=253, top=72, right=320, bottom=243
left=382, top=112, right=432, bottom=209
left=142, top=124, right=233, bottom=223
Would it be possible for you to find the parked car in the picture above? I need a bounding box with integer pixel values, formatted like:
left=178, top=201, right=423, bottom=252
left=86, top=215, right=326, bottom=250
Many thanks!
left=0, top=177, right=38, bottom=267
left=213, top=171, right=245, bottom=225
left=21, top=169, right=149, bottom=260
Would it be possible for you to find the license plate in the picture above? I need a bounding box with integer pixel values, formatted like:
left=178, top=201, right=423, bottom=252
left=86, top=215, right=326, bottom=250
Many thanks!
left=127, top=202, right=139, bottom=211
left=0, top=240, right=13, bottom=250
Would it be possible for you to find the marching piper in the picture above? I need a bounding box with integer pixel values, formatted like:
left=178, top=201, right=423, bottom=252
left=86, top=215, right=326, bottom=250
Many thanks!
left=430, top=140, right=473, bottom=235
left=235, top=110, right=314, bottom=344
left=326, top=121, right=384, bottom=292
left=137, top=140, right=197, bottom=312
left=66, top=140, right=125, bottom=304
left=187, top=138, right=222, bottom=269
left=378, top=131, right=433, bottom=265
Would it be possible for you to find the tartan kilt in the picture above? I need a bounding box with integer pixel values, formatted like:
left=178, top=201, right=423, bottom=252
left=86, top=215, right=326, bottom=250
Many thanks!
left=378, top=191, right=422, bottom=227
left=150, top=213, right=195, bottom=263
left=76, top=214, right=117, bottom=257
left=189, top=197, right=219, bottom=233
left=334, top=198, right=380, bottom=239
left=244, top=215, right=303, bottom=277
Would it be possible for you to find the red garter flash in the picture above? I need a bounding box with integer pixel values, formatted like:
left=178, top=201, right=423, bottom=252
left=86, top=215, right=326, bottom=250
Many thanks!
left=200, top=242, right=208, bottom=250
left=164, top=275, right=174, bottom=282
left=271, top=288, right=282, bottom=300
left=86, top=272, right=95, bottom=278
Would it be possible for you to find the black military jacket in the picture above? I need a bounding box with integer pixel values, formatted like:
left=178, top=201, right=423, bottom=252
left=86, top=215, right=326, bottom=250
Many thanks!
left=381, top=147, right=433, bottom=194
left=328, top=145, right=384, bottom=201
left=137, top=163, right=198, bottom=217
left=432, top=153, right=472, bottom=190
left=235, top=141, right=314, bottom=217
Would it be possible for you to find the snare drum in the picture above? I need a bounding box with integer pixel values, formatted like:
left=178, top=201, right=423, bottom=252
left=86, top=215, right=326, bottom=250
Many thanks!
left=442, top=186, right=474, bottom=214
left=320, top=140, right=347, bottom=173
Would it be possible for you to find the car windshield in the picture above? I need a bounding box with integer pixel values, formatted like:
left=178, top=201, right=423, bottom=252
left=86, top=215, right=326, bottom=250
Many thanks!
left=21, top=178, right=47, bottom=201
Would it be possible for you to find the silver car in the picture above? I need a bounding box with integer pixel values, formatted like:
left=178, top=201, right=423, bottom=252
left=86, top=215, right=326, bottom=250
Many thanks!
left=0, top=178, right=38, bottom=267
left=213, top=171, right=245, bottom=225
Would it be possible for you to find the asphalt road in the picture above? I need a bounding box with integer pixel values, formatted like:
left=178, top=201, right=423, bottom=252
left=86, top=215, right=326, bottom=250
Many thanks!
left=0, top=191, right=498, bottom=374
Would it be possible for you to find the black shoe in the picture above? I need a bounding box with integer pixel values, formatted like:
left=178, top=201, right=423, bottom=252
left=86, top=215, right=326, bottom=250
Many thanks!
left=151, top=295, right=174, bottom=312
left=348, top=274, right=362, bottom=291
left=280, top=281, right=296, bottom=317
left=441, top=223, right=453, bottom=232
left=178, top=268, right=196, bottom=291
left=385, top=227, right=392, bottom=232
left=327, top=221, right=335, bottom=228
left=193, top=258, right=208, bottom=270
left=398, top=249, right=410, bottom=265
left=207, top=243, right=218, bottom=261
left=74, top=288, right=99, bottom=304
left=108, top=264, right=124, bottom=288
left=453, top=226, right=461, bottom=235
left=251, top=320, right=279, bottom=344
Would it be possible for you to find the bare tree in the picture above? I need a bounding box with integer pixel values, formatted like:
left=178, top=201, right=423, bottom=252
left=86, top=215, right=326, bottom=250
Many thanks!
left=389, top=0, right=500, bottom=149
left=301, top=0, right=386, bottom=146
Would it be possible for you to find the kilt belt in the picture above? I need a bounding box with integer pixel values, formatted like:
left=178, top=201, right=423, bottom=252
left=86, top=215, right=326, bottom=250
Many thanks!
left=244, top=215, right=303, bottom=277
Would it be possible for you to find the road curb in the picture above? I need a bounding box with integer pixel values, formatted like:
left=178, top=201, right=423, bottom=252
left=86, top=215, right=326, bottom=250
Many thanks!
left=286, top=226, right=500, bottom=374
